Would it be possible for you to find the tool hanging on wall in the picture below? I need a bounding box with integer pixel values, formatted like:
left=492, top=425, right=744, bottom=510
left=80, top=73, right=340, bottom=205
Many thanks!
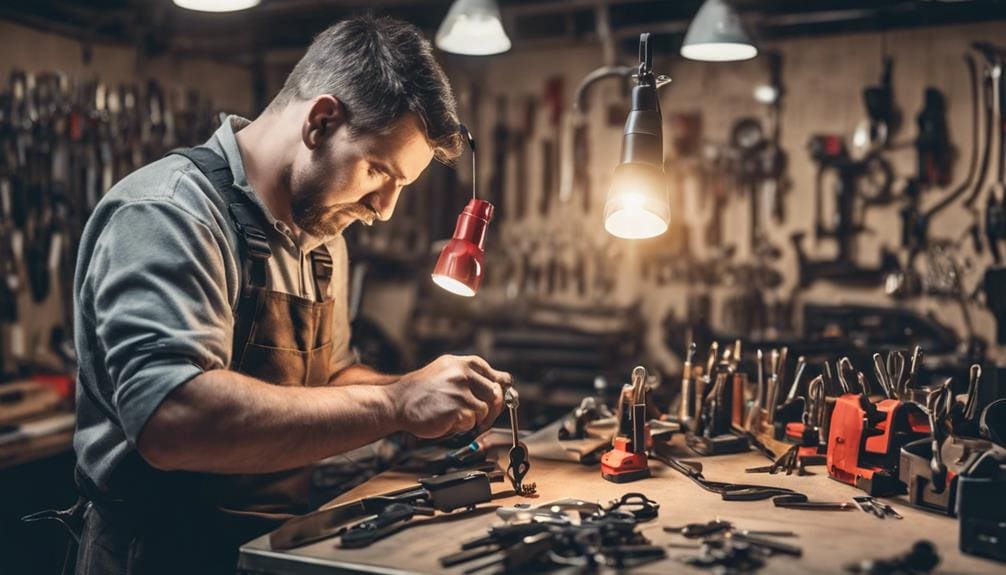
left=915, top=88, right=953, bottom=188
left=962, top=44, right=1003, bottom=254
left=512, top=96, right=536, bottom=221
left=852, top=57, right=899, bottom=158
left=539, top=76, right=564, bottom=218
left=601, top=366, right=653, bottom=482
left=0, top=69, right=221, bottom=373
left=488, top=95, right=509, bottom=215
left=792, top=133, right=898, bottom=288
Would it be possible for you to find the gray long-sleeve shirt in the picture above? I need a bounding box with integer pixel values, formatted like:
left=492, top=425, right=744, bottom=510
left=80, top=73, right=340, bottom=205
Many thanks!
left=73, top=116, right=357, bottom=490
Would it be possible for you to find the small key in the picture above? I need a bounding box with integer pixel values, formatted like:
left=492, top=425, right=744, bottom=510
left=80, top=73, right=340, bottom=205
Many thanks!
left=505, top=388, right=534, bottom=496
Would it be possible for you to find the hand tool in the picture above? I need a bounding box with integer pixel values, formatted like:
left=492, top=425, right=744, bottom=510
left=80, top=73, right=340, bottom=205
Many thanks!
left=785, top=355, right=807, bottom=402
left=772, top=493, right=854, bottom=511
left=872, top=353, right=893, bottom=399
left=504, top=387, right=535, bottom=496
left=826, top=356, right=931, bottom=496
left=852, top=496, right=903, bottom=519
left=899, top=368, right=998, bottom=516
left=557, top=396, right=612, bottom=441
left=679, top=341, right=697, bottom=432
left=601, top=366, right=652, bottom=483
left=650, top=441, right=799, bottom=501
left=664, top=520, right=795, bottom=538
left=915, top=88, right=952, bottom=187
left=267, top=469, right=495, bottom=550
left=688, top=343, right=749, bottom=455
left=512, top=96, right=536, bottom=221
left=445, top=491, right=662, bottom=573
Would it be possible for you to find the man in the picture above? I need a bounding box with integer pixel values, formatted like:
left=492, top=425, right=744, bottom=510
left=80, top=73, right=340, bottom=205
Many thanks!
left=70, top=15, right=511, bottom=573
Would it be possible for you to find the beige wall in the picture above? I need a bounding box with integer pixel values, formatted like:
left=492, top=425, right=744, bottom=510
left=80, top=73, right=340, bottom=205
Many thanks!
left=0, top=20, right=253, bottom=116
left=448, top=21, right=1006, bottom=371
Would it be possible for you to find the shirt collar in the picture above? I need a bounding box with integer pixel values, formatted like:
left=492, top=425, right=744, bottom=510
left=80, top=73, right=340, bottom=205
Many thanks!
left=213, top=114, right=335, bottom=253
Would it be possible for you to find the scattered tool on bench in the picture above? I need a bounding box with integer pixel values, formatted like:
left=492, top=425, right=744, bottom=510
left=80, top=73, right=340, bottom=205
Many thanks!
left=670, top=517, right=803, bottom=572
left=771, top=493, right=855, bottom=511
left=852, top=496, right=903, bottom=519
left=504, top=387, right=536, bottom=496
left=650, top=440, right=799, bottom=501
left=267, top=468, right=499, bottom=550
left=440, top=491, right=664, bottom=572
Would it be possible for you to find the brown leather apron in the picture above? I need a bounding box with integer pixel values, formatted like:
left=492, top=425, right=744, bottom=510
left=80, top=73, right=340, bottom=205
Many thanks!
left=73, top=147, right=338, bottom=574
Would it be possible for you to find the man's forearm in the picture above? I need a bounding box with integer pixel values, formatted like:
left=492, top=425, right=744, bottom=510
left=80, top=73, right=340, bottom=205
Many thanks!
left=328, top=363, right=399, bottom=386
left=137, top=369, right=400, bottom=474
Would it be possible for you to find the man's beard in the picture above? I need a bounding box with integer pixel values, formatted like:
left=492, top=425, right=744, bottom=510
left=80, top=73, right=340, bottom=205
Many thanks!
left=291, top=182, right=377, bottom=237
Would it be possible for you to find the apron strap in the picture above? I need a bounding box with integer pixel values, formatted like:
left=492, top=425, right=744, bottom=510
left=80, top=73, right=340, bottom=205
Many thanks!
left=166, top=147, right=274, bottom=381
left=167, top=147, right=272, bottom=292
left=310, top=246, right=333, bottom=302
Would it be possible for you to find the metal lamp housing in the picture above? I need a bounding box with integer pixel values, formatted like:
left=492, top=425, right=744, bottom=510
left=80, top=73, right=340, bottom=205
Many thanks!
left=431, top=199, right=495, bottom=296
left=604, top=78, right=670, bottom=240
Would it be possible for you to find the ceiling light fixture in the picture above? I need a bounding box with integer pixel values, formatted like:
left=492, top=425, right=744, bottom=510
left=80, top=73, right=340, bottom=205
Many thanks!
left=436, top=0, right=512, bottom=56
left=681, top=0, right=757, bottom=62
left=173, top=0, right=260, bottom=12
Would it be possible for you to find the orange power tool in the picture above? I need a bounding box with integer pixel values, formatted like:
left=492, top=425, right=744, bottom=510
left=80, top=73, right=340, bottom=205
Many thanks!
left=601, top=366, right=652, bottom=483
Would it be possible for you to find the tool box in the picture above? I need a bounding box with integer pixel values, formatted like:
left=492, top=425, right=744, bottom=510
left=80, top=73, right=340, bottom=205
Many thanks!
left=956, top=446, right=1006, bottom=563
left=827, top=394, right=930, bottom=496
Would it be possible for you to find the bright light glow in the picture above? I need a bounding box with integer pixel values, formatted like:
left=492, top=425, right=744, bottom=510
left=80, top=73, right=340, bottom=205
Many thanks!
left=431, top=274, right=476, bottom=297
left=436, top=14, right=511, bottom=56
left=681, top=42, right=757, bottom=62
left=753, top=85, right=777, bottom=104
left=173, top=0, right=260, bottom=12
left=605, top=207, right=668, bottom=240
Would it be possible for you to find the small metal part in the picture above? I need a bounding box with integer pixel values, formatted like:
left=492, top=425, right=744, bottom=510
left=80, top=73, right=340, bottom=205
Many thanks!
left=505, top=388, right=534, bottom=496
left=680, top=342, right=697, bottom=431
left=907, top=345, right=924, bottom=397
left=837, top=357, right=856, bottom=395
left=872, top=353, right=892, bottom=399
left=786, top=356, right=808, bottom=401
left=964, top=364, right=982, bottom=422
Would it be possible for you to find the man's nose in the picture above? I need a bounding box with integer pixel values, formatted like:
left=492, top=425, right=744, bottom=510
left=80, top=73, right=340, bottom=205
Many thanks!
left=370, top=182, right=402, bottom=222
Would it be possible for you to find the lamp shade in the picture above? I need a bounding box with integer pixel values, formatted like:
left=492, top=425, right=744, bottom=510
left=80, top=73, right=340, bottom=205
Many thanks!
left=436, top=0, right=512, bottom=56
left=680, top=0, right=757, bottom=62
left=172, top=0, right=260, bottom=12
left=604, top=163, right=670, bottom=239
left=432, top=199, right=495, bottom=296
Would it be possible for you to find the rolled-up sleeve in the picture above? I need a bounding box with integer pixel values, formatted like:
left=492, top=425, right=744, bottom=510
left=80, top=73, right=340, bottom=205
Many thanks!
left=87, top=199, right=233, bottom=445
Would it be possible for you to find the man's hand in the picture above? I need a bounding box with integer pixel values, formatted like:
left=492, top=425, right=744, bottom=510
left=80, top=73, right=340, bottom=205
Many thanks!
left=390, top=355, right=512, bottom=439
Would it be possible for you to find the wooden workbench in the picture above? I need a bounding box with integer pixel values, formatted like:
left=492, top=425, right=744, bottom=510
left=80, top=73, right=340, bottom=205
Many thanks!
left=239, top=432, right=1005, bottom=575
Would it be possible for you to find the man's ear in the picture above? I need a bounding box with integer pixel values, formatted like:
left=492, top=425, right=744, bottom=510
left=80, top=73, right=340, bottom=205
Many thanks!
left=302, top=96, right=344, bottom=150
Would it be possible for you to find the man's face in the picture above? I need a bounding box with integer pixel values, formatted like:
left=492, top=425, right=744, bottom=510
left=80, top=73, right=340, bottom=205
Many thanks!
left=290, top=109, right=435, bottom=237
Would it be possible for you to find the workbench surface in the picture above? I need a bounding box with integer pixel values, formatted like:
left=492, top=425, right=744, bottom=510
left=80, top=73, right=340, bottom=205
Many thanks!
left=239, top=432, right=1005, bottom=575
